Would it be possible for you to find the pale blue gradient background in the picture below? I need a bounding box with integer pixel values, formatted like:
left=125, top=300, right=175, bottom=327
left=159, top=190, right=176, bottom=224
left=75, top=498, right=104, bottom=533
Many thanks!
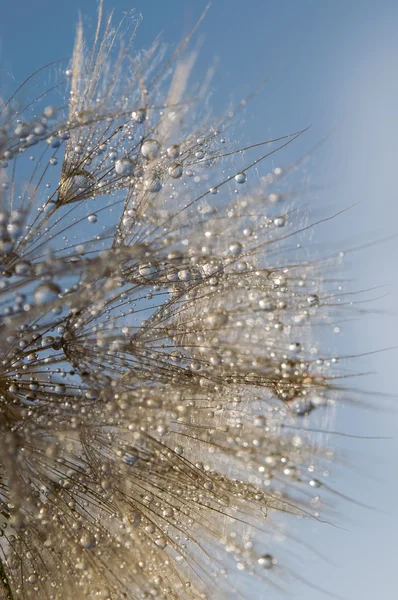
left=1, top=2, right=398, bottom=598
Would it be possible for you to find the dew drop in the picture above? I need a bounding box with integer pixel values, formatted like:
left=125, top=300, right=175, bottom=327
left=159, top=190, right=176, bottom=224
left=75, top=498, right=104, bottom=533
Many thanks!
left=141, top=139, right=160, bottom=160
left=144, top=176, right=162, bottom=193
left=288, top=342, right=301, bottom=353
left=268, top=192, right=281, bottom=203
left=229, top=241, right=243, bottom=256
left=44, top=105, right=56, bottom=118
left=258, top=554, right=275, bottom=568
left=178, top=269, right=191, bottom=281
left=33, top=282, right=61, bottom=304
left=115, top=158, right=135, bottom=177
left=80, top=531, right=96, bottom=549
left=307, top=294, right=320, bottom=306
left=235, top=172, right=246, bottom=184
left=168, top=162, right=183, bottom=179
left=258, top=298, right=275, bottom=311
left=131, top=109, right=146, bottom=123
left=15, top=123, right=31, bottom=138
left=309, top=478, right=321, bottom=488
left=14, top=260, right=31, bottom=276
left=167, top=144, right=180, bottom=158
left=138, top=263, right=158, bottom=279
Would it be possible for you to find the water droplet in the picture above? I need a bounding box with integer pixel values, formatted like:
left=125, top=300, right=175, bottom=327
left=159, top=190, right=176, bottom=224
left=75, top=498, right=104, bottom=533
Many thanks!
left=178, top=269, right=191, bottom=281
left=229, top=241, right=243, bottom=256
left=166, top=144, right=180, bottom=158
left=144, top=176, right=162, bottom=193
left=14, top=260, right=31, bottom=276
left=115, top=158, right=135, bottom=177
left=258, top=554, right=274, bottom=568
left=44, top=105, right=56, bottom=118
left=138, top=263, right=158, bottom=279
left=309, top=478, right=321, bottom=488
left=33, top=282, right=61, bottom=304
left=80, top=531, right=96, bottom=549
left=190, top=361, right=201, bottom=371
left=235, top=172, right=246, bottom=184
left=274, top=217, right=286, bottom=227
left=131, top=109, right=146, bottom=123
left=88, top=213, right=98, bottom=224
left=168, top=162, right=183, bottom=179
left=307, top=294, right=320, bottom=306
left=141, top=139, right=160, bottom=160
left=258, top=298, right=275, bottom=311
left=122, top=450, right=138, bottom=465
left=48, top=136, right=61, bottom=148
left=268, top=192, right=281, bottom=203
left=288, top=342, right=301, bottom=353
left=15, top=123, right=31, bottom=138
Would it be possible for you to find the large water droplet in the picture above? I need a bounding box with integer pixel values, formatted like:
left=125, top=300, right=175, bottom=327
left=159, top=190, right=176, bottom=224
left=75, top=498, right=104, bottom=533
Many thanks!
left=144, top=176, right=162, bottom=193
left=33, top=282, right=61, bottom=304
left=167, top=144, right=180, bottom=159
left=235, top=172, right=246, bottom=184
left=80, top=531, right=96, bottom=549
left=138, top=263, right=158, bottom=279
left=168, top=162, right=183, bottom=179
left=229, top=241, right=242, bottom=256
left=115, top=158, right=135, bottom=177
left=141, top=139, right=160, bottom=160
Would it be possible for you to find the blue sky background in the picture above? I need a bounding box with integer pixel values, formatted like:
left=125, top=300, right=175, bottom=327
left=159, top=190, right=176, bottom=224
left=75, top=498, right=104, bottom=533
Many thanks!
left=1, top=1, right=398, bottom=599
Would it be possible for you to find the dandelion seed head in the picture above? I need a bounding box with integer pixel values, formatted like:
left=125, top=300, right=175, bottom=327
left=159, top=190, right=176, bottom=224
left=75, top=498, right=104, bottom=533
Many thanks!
left=0, top=5, right=361, bottom=600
